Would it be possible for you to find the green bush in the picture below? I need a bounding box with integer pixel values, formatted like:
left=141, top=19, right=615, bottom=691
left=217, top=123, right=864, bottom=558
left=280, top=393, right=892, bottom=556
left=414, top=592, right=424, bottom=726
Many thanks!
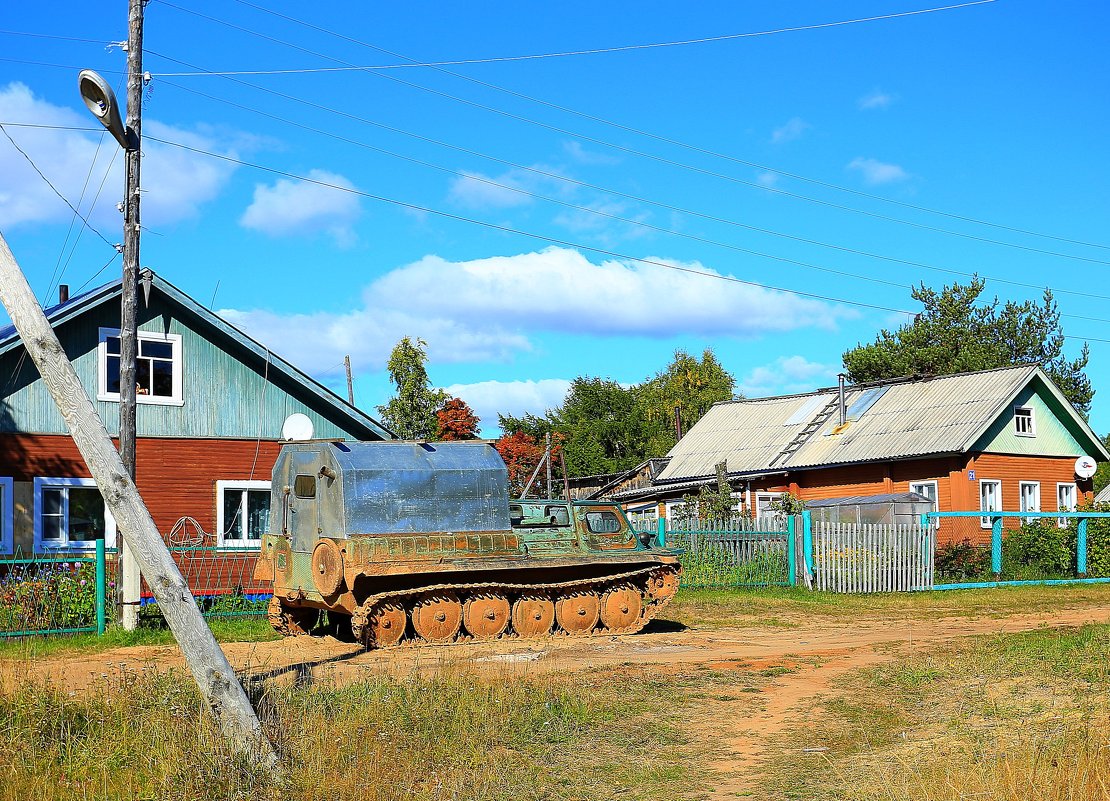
left=934, top=538, right=992, bottom=582
left=1002, top=521, right=1072, bottom=580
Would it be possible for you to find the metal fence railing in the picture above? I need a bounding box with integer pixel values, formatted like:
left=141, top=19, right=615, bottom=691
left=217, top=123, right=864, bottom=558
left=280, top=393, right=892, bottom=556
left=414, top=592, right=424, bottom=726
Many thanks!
left=0, top=541, right=108, bottom=638
left=142, top=545, right=269, bottom=618
left=643, top=516, right=793, bottom=588
left=928, top=511, right=1110, bottom=588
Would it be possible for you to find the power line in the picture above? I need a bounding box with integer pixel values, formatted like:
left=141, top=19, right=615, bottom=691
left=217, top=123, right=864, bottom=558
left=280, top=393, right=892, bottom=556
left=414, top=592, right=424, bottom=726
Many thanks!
left=152, top=1, right=996, bottom=73
left=144, top=132, right=917, bottom=316
left=230, top=0, right=1110, bottom=255
left=151, top=5, right=1110, bottom=267
left=157, top=79, right=909, bottom=292
left=0, top=121, right=104, bottom=133
left=149, top=66, right=1110, bottom=304
left=0, top=29, right=119, bottom=45
left=0, top=122, right=120, bottom=252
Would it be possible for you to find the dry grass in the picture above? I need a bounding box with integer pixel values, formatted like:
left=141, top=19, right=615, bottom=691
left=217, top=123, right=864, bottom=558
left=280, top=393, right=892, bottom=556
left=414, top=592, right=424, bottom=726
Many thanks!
left=0, top=658, right=751, bottom=801
left=762, top=624, right=1110, bottom=800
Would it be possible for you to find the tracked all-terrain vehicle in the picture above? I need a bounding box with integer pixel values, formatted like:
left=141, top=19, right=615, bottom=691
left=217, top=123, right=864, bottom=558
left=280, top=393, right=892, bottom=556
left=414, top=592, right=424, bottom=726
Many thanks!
left=253, top=440, right=681, bottom=648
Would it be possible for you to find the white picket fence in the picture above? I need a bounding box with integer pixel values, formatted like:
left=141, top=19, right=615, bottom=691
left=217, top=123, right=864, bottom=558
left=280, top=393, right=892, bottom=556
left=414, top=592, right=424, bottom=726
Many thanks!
left=812, top=522, right=934, bottom=592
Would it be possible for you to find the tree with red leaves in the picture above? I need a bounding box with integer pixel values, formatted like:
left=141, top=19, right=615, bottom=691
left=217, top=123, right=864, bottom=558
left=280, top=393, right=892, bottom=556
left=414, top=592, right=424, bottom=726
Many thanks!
left=435, top=398, right=480, bottom=441
left=494, top=430, right=564, bottom=497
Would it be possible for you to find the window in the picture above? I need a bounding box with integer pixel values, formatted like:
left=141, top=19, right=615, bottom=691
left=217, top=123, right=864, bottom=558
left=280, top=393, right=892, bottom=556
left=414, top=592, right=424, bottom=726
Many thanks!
left=910, top=480, right=939, bottom=527
left=97, top=328, right=183, bottom=405
left=0, top=477, right=12, bottom=555
left=216, top=480, right=271, bottom=547
left=33, top=478, right=116, bottom=551
left=1057, top=483, right=1077, bottom=529
left=979, top=479, right=1001, bottom=528
left=585, top=510, right=622, bottom=534
left=1014, top=406, right=1035, bottom=437
left=755, top=492, right=785, bottom=520
left=544, top=505, right=570, bottom=527
left=294, top=475, right=316, bottom=499
left=1020, top=481, right=1040, bottom=524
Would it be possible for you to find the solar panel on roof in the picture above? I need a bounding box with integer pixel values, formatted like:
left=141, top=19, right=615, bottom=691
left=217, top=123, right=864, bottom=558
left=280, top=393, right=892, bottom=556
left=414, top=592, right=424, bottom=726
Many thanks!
left=845, top=386, right=889, bottom=421
left=783, top=393, right=834, bottom=426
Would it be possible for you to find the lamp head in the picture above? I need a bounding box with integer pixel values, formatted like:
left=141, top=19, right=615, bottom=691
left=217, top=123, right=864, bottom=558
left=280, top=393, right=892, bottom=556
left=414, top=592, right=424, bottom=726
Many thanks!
left=78, top=69, right=133, bottom=150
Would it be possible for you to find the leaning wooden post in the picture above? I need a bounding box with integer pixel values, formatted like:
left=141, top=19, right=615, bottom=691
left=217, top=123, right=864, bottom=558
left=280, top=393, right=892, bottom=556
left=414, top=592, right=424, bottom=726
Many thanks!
left=0, top=234, right=278, bottom=766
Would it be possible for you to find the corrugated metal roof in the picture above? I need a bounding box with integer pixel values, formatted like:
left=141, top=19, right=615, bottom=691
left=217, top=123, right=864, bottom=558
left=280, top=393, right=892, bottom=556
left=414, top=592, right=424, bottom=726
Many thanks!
left=656, top=366, right=1104, bottom=482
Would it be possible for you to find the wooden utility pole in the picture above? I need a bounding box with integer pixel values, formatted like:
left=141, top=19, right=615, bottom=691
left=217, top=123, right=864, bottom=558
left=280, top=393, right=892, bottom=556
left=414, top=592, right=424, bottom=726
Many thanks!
left=118, top=0, right=145, bottom=630
left=344, top=355, right=354, bottom=405
left=0, top=233, right=278, bottom=766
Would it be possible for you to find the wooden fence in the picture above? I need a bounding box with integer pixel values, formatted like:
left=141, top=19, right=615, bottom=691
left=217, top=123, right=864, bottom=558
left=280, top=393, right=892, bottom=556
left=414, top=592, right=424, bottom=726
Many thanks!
left=812, top=521, right=933, bottom=592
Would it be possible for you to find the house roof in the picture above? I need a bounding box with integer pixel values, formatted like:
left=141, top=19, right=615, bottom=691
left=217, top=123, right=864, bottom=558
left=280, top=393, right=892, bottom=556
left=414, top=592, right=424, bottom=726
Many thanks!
left=655, top=365, right=1109, bottom=485
left=0, top=271, right=394, bottom=440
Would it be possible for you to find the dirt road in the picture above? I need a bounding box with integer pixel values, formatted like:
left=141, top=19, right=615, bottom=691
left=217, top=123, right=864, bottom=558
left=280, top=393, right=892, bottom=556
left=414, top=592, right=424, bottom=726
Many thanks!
left=18, top=603, right=1110, bottom=797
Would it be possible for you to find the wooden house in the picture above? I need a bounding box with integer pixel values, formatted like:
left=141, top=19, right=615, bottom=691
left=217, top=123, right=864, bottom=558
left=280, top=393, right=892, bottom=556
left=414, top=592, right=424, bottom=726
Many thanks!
left=0, top=271, right=391, bottom=562
left=606, top=366, right=1109, bottom=545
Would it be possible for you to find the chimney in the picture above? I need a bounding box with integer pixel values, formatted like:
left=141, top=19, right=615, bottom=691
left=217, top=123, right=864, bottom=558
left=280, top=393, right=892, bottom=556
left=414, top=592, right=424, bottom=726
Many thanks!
left=838, top=373, right=847, bottom=427
left=58, top=284, right=69, bottom=304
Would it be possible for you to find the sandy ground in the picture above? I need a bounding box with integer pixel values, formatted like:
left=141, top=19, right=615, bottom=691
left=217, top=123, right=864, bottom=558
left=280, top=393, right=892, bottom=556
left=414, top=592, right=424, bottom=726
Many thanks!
left=15, top=604, right=1110, bottom=797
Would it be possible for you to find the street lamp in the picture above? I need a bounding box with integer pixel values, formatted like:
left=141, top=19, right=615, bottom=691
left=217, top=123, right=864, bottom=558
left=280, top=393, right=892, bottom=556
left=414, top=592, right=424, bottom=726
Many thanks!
left=77, top=65, right=143, bottom=630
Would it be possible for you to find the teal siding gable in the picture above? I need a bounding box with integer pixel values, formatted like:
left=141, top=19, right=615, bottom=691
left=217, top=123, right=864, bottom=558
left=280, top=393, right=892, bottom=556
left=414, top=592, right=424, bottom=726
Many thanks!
left=971, top=383, right=1087, bottom=457
left=0, top=288, right=385, bottom=442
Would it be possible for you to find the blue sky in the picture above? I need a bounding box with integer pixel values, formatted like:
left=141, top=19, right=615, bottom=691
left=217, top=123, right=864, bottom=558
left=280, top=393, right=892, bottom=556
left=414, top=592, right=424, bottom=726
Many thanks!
left=2, top=0, right=1109, bottom=438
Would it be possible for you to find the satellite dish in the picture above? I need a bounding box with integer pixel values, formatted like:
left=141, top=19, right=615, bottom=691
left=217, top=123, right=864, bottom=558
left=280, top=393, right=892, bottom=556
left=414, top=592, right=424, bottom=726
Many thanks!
left=77, top=70, right=133, bottom=151
left=281, top=413, right=314, bottom=441
left=1075, top=456, right=1097, bottom=480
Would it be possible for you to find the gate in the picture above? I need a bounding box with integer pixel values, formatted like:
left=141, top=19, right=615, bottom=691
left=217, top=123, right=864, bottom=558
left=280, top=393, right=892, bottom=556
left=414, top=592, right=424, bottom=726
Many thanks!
left=811, top=521, right=933, bottom=592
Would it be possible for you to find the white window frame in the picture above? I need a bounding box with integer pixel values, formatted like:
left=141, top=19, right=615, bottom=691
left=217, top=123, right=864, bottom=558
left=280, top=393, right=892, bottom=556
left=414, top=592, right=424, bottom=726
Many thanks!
left=979, top=479, right=1001, bottom=529
left=0, top=477, right=12, bottom=555
left=1019, top=481, right=1041, bottom=524
left=216, top=480, right=272, bottom=548
left=1013, top=405, right=1036, bottom=437
left=755, top=491, right=785, bottom=520
left=1056, top=482, right=1077, bottom=529
left=33, top=477, right=116, bottom=551
left=97, top=327, right=184, bottom=406
left=909, top=480, right=940, bottom=527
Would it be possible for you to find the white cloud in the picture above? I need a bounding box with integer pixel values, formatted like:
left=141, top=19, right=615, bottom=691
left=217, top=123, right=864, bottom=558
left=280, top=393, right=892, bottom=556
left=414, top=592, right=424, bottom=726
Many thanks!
left=756, top=171, right=781, bottom=188
left=737, top=356, right=839, bottom=398
left=771, top=117, right=810, bottom=144
left=447, top=169, right=533, bottom=209
left=847, top=157, right=910, bottom=186
left=240, top=169, right=361, bottom=246
left=858, top=89, right=896, bottom=110
left=552, top=199, right=652, bottom=243
left=220, top=247, right=854, bottom=377
left=0, top=82, right=237, bottom=229
left=563, top=140, right=619, bottom=165
left=443, top=378, right=572, bottom=433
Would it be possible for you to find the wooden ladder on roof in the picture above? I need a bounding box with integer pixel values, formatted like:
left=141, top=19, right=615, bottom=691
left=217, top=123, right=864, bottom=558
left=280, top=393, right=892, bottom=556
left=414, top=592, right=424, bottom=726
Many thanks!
left=768, top=396, right=841, bottom=468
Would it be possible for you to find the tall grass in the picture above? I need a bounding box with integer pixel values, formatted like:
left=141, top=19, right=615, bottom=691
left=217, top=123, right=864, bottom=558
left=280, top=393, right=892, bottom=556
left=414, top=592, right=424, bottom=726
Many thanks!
left=0, top=660, right=702, bottom=801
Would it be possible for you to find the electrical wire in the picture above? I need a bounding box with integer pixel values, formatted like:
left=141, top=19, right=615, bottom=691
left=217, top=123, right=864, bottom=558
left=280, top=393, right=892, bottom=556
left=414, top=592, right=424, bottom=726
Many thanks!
left=0, top=29, right=119, bottom=45
left=229, top=0, right=1110, bottom=254
left=151, top=1, right=996, bottom=73
left=143, top=132, right=916, bottom=316
left=0, top=122, right=120, bottom=252
left=45, top=130, right=110, bottom=304
left=150, top=72, right=1110, bottom=304
left=149, top=8, right=1110, bottom=267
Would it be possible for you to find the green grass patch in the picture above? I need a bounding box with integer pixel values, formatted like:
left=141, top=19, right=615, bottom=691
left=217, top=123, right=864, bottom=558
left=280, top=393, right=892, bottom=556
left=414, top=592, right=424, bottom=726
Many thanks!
left=667, top=582, right=1110, bottom=630
left=760, top=624, right=1110, bottom=801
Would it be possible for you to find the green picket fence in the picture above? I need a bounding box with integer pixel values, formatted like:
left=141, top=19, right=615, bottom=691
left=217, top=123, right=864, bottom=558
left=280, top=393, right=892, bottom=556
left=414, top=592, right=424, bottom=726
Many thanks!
left=0, top=541, right=109, bottom=638
left=646, top=517, right=793, bottom=588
